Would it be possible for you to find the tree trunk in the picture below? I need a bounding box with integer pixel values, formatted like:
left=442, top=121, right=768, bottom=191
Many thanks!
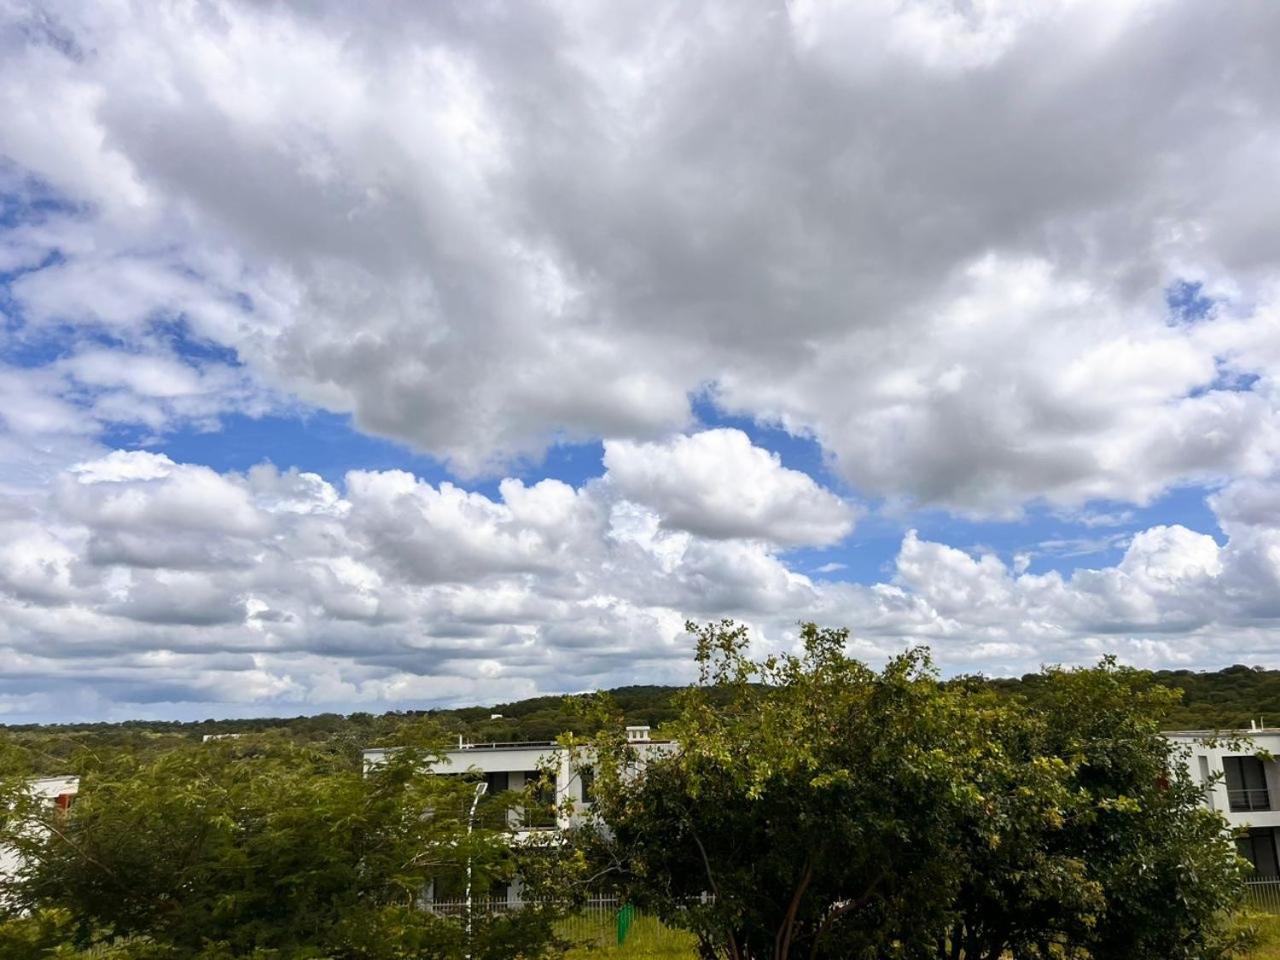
left=775, top=861, right=813, bottom=960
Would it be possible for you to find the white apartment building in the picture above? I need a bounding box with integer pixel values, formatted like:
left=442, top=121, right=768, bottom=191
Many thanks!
left=362, top=725, right=669, bottom=901
left=364, top=737, right=584, bottom=836
left=361, top=725, right=669, bottom=833
left=0, top=775, right=79, bottom=887
left=1167, top=727, right=1280, bottom=877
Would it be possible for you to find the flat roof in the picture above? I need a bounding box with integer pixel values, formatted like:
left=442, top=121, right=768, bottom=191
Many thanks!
left=1162, top=729, right=1280, bottom=737
left=362, top=741, right=556, bottom=754
left=363, top=737, right=672, bottom=756
left=449, top=741, right=559, bottom=751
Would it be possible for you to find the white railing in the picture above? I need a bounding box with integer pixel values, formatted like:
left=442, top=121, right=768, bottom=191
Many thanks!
left=1247, top=879, right=1280, bottom=913
left=1228, top=788, right=1273, bottom=812
left=426, top=894, right=623, bottom=917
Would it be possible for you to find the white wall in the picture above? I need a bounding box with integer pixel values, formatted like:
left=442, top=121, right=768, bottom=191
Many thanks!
left=1166, top=731, right=1280, bottom=831
left=0, top=776, right=79, bottom=886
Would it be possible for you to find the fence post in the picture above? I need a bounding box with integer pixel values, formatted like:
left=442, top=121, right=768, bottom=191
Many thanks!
left=617, top=903, right=636, bottom=945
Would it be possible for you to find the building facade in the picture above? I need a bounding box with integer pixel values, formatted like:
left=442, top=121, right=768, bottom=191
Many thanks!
left=362, top=726, right=669, bottom=901
left=0, top=775, right=79, bottom=888
left=364, top=737, right=588, bottom=835
left=1167, top=728, right=1280, bottom=877
left=362, top=726, right=666, bottom=828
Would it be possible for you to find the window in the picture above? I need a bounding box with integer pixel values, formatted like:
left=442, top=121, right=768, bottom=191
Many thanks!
left=484, top=771, right=509, bottom=794
left=1197, top=756, right=1215, bottom=810
left=432, top=869, right=467, bottom=901
left=1237, top=828, right=1280, bottom=878
left=521, top=770, right=556, bottom=828
left=1224, top=756, right=1271, bottom=812
left=578, top=765, right=596, bottom=804
left=474, top=773, right=512, bottom=829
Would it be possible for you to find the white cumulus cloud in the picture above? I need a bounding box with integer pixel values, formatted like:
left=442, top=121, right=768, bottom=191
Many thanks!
left=604, top=429, right=855, bottom=546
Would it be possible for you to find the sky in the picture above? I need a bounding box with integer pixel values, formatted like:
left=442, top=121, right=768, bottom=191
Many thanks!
left=1, top=0, right=1279, bottom=724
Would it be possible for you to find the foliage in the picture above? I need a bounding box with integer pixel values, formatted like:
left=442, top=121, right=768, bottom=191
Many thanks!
left=0, top=733, right=573, bottom=959
left=1241, top=913, right=1280, bottom=960
left=580, top=621, right=1248, bottom=960
left=1, top=623, right=1268, bottom=958
left=1039, top=661, right=1250, bottom=959
left=986, top=662, right=1280, bottom=732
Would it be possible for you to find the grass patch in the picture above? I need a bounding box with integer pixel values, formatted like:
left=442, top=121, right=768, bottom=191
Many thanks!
left=558, top=909, right=1280, bottom=959
left=560, top=912, right=697, bottom=959
left=1245, top=913, right=1280, bottom=959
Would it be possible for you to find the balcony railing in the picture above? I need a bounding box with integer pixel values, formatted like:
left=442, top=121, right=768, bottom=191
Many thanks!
left=1228, top=787, right=1272, bottom=812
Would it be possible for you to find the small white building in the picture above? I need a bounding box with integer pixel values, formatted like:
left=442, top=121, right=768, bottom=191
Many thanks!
left=362, top=726, right=672, bottom=902
left=0, top=775, right=79, bottom=885
left=362, top=725, right=671, bottom=834
left=1166, top=727, right=1280, bottom=877
left=364, top=738, right=584, bottom=836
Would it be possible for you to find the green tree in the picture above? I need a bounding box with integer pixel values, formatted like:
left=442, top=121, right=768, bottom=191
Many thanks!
left=0, top=733, right=572, bottom=959
left=1031, top=659, right=1248, bottom=960
left=580, top=621, right=1247, bottom=960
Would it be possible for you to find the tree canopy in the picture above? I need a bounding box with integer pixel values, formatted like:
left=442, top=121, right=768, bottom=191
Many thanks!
left=579, top=621, right=1248, bottom=960
left=0, top=732, right=572, bottom=959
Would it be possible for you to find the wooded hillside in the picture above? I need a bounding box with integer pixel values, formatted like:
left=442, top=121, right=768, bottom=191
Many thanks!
left=3, top=663, right=1278, bottom=775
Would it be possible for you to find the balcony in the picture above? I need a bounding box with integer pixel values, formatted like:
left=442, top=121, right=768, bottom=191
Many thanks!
left=1229, top=787, right=1273, bottom=813
left=1225, top=755, right=1273, bottom=814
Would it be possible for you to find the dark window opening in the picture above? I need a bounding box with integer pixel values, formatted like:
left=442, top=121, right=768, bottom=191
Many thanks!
left=522, top=770, right=556, bottom=828
left=469, top=772, right=512, bottom=829
left=1237, top=828, right=1280, bottom=878
left=484, top=771, right=509, bottom=794
left=1224, top=756, right=1271, bottom=812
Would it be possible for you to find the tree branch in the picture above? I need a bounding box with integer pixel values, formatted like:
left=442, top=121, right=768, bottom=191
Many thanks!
left=806, top=871, right=885, bottom=960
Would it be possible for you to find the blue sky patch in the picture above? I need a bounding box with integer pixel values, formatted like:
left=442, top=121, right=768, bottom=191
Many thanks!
left=154, top=410, right=458, bottom=491
left=1166, top=279, right=1215, bottom=325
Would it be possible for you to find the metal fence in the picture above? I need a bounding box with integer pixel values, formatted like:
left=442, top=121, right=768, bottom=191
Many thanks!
left=1247, top=879, right=1280, bottom=914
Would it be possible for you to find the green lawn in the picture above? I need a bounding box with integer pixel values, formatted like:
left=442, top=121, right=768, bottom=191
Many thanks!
left=561, top=913, right=696, bottom=960
left=560, top=910, right=1280, bottom=959
left=1245, top=914, right=1280, bottom=960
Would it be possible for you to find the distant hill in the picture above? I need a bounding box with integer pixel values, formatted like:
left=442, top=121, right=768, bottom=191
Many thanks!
left=4, top=665, right=1279, bottom=775
left=985, top=663, right=1280, bottom=731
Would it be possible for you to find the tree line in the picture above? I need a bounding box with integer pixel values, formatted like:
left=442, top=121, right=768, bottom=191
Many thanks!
left=4, top=662, right=1277, bottom=778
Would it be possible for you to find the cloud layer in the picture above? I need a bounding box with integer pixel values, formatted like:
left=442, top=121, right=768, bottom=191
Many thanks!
left=1, top=0, right=1280, bottom=718
left=3, top=441, right=1280, bottom=720
left=3, top=0, right=1280, bottom=506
